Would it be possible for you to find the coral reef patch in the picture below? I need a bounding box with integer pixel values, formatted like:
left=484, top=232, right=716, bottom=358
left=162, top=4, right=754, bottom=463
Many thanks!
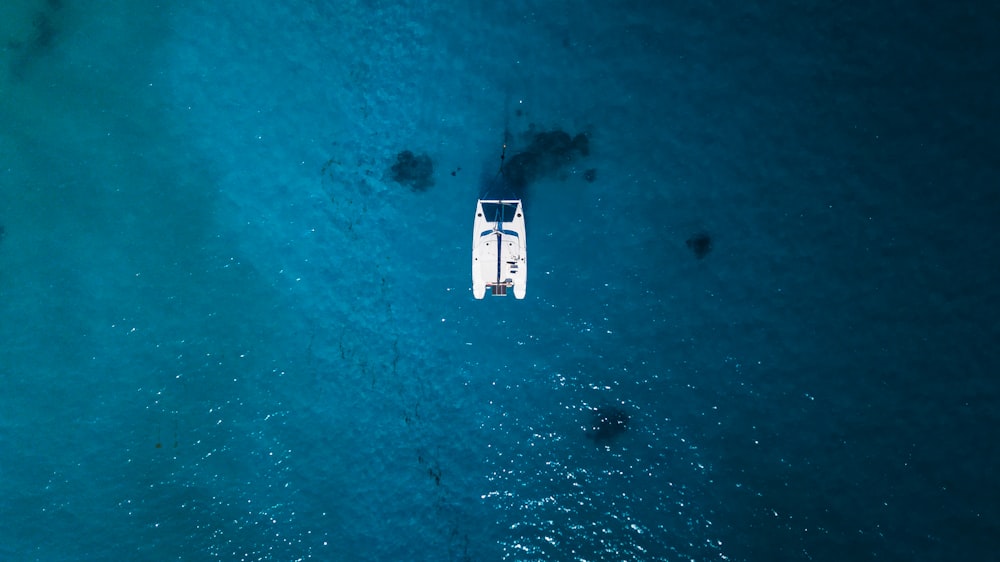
left=502, top=129, right=589, bottom=194
left=389, top=150, right=434, bottom=191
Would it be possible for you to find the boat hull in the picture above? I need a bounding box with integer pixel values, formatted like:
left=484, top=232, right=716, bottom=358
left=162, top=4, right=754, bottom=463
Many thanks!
left=472, top=200, right=526, bottom=299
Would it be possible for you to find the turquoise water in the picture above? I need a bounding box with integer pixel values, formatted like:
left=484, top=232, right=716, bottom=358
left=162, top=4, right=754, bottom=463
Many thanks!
left=2, top=1, right=998, bottom=560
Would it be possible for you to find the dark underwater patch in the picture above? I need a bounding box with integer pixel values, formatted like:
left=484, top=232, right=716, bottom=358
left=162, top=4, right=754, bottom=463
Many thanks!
left=686, top=232, right=712, bottom=259
left=585, top=405, right=630, bottom=444
left=389, top=150, right=434, bottom=191
left=6, top=2, right=63, bottom=80
left=31, top=12, right=56, bottom=51
left=497, top=128, right=590, bottom=198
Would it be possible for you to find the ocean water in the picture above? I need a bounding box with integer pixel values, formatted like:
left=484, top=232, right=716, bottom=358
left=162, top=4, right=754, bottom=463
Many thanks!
left=2, top=1, right=998, bottom=560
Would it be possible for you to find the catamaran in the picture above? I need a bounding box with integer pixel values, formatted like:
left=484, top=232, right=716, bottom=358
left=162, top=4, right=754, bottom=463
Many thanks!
left=472, top=199, right=526, bottom=299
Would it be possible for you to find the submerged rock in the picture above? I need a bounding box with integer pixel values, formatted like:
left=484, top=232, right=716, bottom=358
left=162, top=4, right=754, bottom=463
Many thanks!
left=390, top=150, right=434, bottom=191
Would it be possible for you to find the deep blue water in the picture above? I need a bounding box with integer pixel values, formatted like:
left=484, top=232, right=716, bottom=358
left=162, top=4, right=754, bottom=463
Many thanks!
left=2, top=1, right=998, bottom=560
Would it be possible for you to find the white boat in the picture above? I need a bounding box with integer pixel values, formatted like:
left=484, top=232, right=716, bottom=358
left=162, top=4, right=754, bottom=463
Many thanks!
left=472, top=199, right=526, bottom=299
